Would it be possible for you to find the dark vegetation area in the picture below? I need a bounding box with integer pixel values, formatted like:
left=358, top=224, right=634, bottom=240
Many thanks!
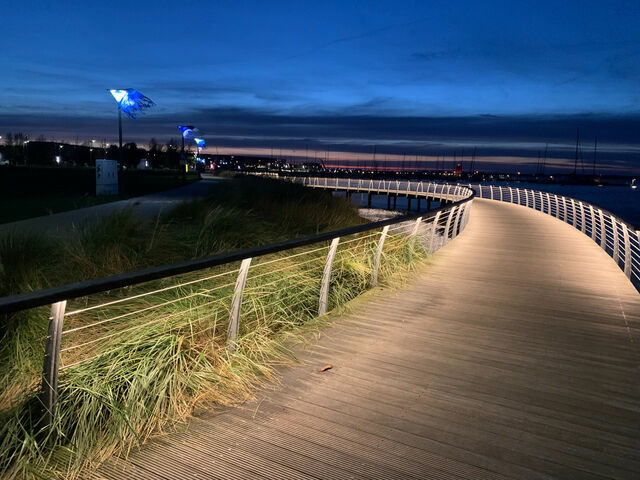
left=0, top=166, right=199, bottom=224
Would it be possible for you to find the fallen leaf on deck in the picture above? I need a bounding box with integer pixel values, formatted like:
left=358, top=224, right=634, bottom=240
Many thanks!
left=320, top=365, right=333, bottom=372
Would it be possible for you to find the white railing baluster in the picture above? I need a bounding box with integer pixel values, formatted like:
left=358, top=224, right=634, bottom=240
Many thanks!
left=545, top=193, right=551, bottom=215
left=428, top=211, right=442, bottom=253
left=611, top=216, right=620, bottom=264
left=408, top=217, right=422, bottom=262
left=227, top=257, right=252, bottom=352
left=372, top=226, right=390, bottom=287
left=444, top=205, right=457, bottom=241
left=598, top=209, right=606, bottom=249
left=318, top=238, right=340, bottom=315
left=452, top=206, right=463, bottom=238
left=622, top=224, right=631, bottom=278
left=579, top=202, right=586, bottom=233
left=42, top=300, right=67, bottom=427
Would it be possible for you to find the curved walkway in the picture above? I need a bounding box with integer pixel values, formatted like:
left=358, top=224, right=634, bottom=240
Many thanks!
left=95, top=199, right=640, bottom=480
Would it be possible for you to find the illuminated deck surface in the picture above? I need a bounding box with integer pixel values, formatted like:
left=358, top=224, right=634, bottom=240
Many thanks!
left=94, top=199, right=640, bottom=480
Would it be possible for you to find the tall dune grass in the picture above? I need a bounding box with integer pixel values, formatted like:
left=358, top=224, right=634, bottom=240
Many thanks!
left=0, top=175, right=429, bottom=479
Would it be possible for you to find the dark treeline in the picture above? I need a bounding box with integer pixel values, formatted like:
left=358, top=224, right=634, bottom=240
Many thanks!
left=0, top=134, right=184, bottom=170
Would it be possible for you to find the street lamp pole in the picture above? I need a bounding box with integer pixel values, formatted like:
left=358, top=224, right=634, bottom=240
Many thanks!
left=118, top=107, right=123, bottom=165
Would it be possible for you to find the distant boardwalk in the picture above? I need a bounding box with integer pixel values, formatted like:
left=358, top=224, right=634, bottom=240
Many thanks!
left=95, top=199, right=640, bottom=480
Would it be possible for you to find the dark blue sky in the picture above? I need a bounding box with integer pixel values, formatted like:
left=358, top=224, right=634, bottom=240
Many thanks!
left=2, top=0, right=639, bottom=172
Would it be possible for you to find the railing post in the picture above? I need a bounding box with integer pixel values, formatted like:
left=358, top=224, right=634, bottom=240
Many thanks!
left=444, top=205, right=457, bottom=241
left=499, top=187, right=503, bottom=202
left=570, top=199, right=577, bottom=227
left=588, top=205, right=596, bottom=240
left=42, top=300, right=67, bottom=427
left=524, top=189, right=529, bottom=208
left=622, top=224, right=631, bottom=278
left=227, top=257, right=252, bottom=353
left=599, top=209, right=606, bottom=249
left=452, top=204, right=464, bottom=238
left=408, top=217, right=422, bottom=262
left=537, top=191, right=543, bottom=211
left=543, top=192, right=549, bottom=215
left=489, top=185, right=494, bottom=200
left=463, top=200, right=473, bottom=227
left=428, top=211, right=442, bottom=253
left=508, top=186, right=513, bottom=203
left=578, top=202, right=586, bottom=233
left=371, top=226, right=390, bottom=287
left=318, top=237, right=340, bottom=315
left=611, top=216, right=620, bottom=264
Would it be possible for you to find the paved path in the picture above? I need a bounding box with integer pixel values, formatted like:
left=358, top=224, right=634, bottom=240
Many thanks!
left=94, top=199, right=640, bottom=480
left=0, top=175, right=223, bottom=236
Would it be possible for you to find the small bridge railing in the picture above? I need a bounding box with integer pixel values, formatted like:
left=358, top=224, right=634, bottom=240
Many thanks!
left=468, top=183, right=640, bottom=289
left=289, top=176, right=469, bottom=202
left=0, top=180, right=473, bottom=427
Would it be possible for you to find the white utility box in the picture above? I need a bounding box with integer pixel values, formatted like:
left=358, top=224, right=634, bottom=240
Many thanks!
left=96, top=159, right=118, bottom=196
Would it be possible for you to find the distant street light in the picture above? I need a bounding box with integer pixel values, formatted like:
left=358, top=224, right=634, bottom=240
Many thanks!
left=89, top=139, right=95, bottom=163
left=108, top=89, right=155, bottom=165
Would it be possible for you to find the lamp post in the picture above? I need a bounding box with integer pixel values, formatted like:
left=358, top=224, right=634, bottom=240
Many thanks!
left=177, top=126, right=199, bottom=171
left=108, top=89, right=155, bottom=166
left=23, top=140, right=29, bottom=166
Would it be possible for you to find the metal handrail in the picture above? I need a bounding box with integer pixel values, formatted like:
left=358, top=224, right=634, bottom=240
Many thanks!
left=467, top=183, right=640, bottom=289
left=1, top=178, right=474, bottom=426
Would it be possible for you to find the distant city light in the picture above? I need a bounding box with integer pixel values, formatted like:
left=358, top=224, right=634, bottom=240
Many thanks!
left=108, top=89, right=155, bottom=119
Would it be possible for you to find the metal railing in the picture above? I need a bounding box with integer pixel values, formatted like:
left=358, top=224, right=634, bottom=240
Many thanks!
left=466, top=183, right=640, bottom=290
left=0, top=180, right=474, bottom=427
left=289, top=176, right=472, bottom=203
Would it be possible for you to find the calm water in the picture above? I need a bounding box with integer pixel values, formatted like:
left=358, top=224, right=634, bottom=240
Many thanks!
left=336, top=183, right=640, bottom=228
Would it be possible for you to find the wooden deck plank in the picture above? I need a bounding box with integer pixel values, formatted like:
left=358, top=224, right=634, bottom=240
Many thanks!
left=94, top=199, right=640, bottom=480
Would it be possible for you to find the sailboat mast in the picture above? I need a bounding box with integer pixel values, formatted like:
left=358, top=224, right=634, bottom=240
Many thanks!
left=593, top=137, right=598, bottom=175
left=573, top=128, right=580, bottom=175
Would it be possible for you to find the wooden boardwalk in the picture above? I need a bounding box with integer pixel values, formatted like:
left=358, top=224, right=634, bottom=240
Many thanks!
left=95, top=199, right=640, bottom=480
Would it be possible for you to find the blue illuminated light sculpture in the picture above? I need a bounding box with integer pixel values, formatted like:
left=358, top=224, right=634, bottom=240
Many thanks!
left=178, top=125, right=199, bottom=139
left=194, top=137, right=206, bottom=165
left=109, top=89, right=155, bottom=119
left=108, top=88, right=155, bottom=163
